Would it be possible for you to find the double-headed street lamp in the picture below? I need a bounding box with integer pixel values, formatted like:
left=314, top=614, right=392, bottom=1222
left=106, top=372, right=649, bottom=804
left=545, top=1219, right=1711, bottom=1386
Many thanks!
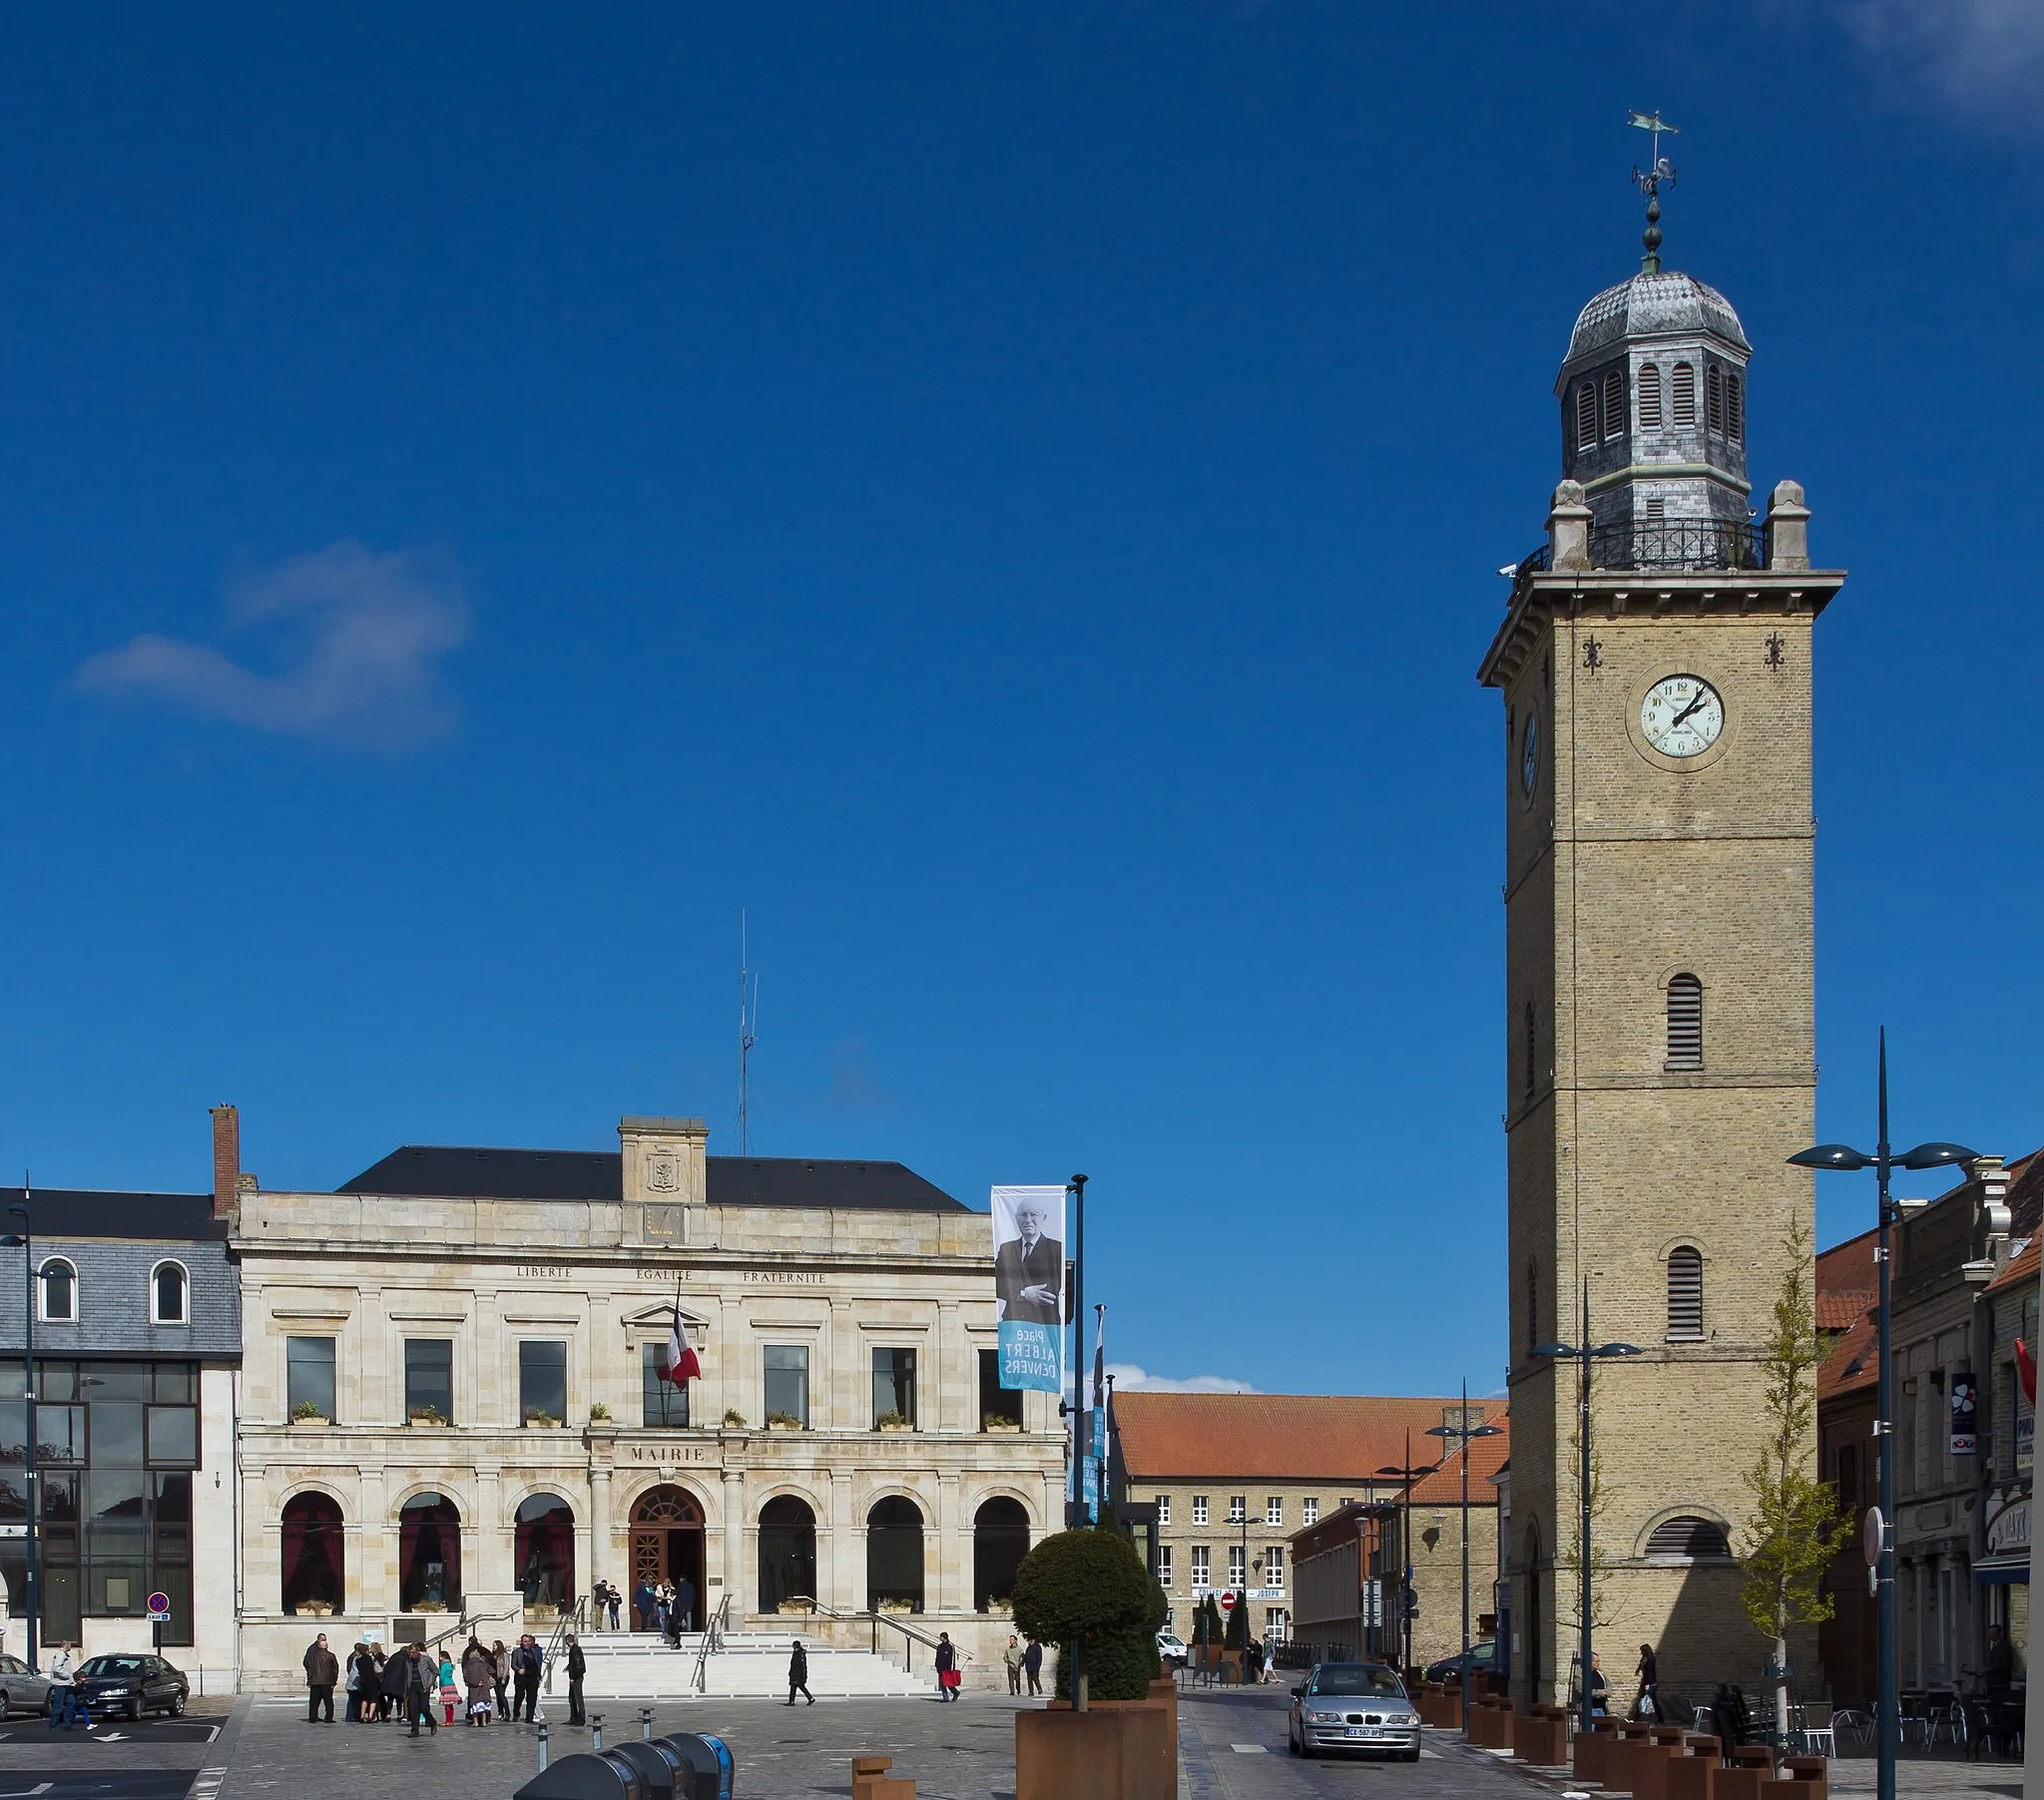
left=1375, top=1429, right=1440, bottom=1674
left=1790, top=1030, right=1975, bottom=1800
left=1532, top=1282, right=1641, bottom=1735
left=1, top=1198, right=34, bottom=1673
left=1427, top=1379, right=1505, bottom=1729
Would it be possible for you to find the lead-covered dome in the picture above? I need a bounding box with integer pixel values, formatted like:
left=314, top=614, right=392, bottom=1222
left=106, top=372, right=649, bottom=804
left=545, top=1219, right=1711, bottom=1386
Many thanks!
left=1565, top=270, right=1749, bottom=366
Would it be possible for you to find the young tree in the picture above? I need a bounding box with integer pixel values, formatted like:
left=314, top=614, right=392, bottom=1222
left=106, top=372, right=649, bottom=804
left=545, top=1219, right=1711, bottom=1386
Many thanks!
left=1740, top=1215, right=1847, bottom=1737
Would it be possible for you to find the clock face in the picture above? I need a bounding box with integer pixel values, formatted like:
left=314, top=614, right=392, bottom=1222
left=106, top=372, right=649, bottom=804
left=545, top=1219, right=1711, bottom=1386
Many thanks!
left=1640, top=675, right=1725, bottom=758
left=1520, top=711, right=1540, bottom=795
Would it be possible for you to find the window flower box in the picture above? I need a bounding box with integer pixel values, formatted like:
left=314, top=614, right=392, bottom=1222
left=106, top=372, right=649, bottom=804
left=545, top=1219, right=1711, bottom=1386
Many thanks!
left=981, top=1416, right=1023, bottom=1434
left=766, top=1412, right=805, bottom=1432
left=523, top=1411, right=564, bottom=1429
left=407, top=1409, right=449, bottom=1428
left=875, top=1412, right=913, bottom=1433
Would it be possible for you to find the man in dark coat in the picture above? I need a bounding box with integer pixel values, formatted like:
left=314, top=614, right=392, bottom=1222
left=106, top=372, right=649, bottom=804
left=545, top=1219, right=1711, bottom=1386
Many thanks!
left=1023, top=1637, right=1043, bottom=1696
left=303, top=1631, right=339, bottom=1722
left=565, top=1633, right=587, bottom=1725
left=511, top=1634, right=543, bottom=1721
left=379, top=1645, right=409, bottom=1723
left=786, top=1638, right=813, bottom=1705
left=674, top=1575, right=697, bottom=1637
left=934, top=1631, right=959, bottom=1701
left=994, top=1198, right=1062, bottom=1324
left=402, top=1643, right=438, bottom=1736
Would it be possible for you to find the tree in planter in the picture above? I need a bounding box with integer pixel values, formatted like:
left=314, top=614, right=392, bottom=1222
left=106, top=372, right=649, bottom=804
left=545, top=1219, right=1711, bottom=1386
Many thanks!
left=1740, top=1215, right=1846, bottom=1739
left=1196, top=1594, right=1225, bottom=1659
left=1010, top=1527, right=1164, bottom=1704
left=1223, top=1589, right=1248, bottom=1650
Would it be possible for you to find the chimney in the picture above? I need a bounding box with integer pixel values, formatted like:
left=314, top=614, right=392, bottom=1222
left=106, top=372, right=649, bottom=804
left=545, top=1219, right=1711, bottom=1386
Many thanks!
left=211, top=1106, right=241, bottom=1219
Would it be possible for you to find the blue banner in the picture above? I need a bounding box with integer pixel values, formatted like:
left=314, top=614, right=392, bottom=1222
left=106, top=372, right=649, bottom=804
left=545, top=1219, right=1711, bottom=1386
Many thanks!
left=1080, top=1450, right=1098, bottom=1520
left=999, top=1319, right=1062, bottom=1394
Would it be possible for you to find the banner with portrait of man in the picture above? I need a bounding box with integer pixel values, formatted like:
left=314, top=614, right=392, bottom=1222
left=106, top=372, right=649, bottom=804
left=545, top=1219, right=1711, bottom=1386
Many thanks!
left=991, top=1184, right=1066, bottom=1394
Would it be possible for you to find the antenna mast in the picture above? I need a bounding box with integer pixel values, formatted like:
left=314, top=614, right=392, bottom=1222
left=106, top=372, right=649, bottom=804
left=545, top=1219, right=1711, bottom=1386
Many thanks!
left=738, top=912, right=760, bottom=1155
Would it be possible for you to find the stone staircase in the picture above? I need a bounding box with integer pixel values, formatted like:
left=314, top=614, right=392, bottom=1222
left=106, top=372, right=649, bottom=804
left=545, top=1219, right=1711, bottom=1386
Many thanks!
left=560, top=1629, right=928, bottom=1700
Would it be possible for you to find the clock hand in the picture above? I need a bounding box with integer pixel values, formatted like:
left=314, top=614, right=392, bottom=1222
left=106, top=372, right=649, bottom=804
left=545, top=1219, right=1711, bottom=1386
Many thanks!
left=1670, top=693, right=1709, bottom=728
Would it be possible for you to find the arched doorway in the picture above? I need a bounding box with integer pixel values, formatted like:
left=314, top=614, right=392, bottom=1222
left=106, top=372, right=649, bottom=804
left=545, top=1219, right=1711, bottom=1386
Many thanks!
left=399, top=1492, right=462, bottom=1611
left=972, top=1497, right=1029, bottom=1612
left=758, top=1497, right=817, bottom=1614
left=515, top=1493, right=576, bottom=1611
left=866, top=1496, right=924, bottom=1613
left=281, top=1493, right=345, bottom=1616
left=631, top=1485, right=706, bottom=1625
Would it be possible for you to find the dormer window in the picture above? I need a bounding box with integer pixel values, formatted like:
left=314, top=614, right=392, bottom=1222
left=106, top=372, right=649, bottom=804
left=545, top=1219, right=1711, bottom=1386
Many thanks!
left=39, top=1258, right=76, bottom=1323
left=1637, top=364, right=1662, bottom=430
left=1575, top=382, right=1598, bottom=452
left=1671, top=362, right=1697, bottom=427
left=1706, top=364, right=1725, bottom=435
left=1602, top=369, right=1624, bottom=442
left=152, top=1260, right=190, bottom=1326
left=1726, top=372, right=1744, bottom=444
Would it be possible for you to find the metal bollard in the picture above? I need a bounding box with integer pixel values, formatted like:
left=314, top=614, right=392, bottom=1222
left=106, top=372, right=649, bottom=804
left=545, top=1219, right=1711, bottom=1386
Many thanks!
left=640, top=1706, right=653, bottom=1741
left=592, top=1713, right=605, bottom=1750
left=537, top=1721, right=550, bottom=1772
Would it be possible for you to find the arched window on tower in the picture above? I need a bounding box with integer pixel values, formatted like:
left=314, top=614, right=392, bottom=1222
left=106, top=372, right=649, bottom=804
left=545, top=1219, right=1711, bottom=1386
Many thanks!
left=1671, top=362, right=1697, bottom=427
left=1645, top=1515, right=1732, bottom=1562
left=1666, top=974, right=1704, bottom=1070
left=1576, top=382, right=1598, bottom=452
left=1667, top=1246, right=1705, bottom=1341
left=1706, top=364, right=1725, bottom=435
left=1727, top=372, right=1744, bottom=443
left=1525, top=1258, right=1538, bottom=1358
left=1637, top=363, right=1662, bottom=430
left=1524, top=1000, right=1537, bottom=1100
left=1602, top=368, right=1624, bottom=441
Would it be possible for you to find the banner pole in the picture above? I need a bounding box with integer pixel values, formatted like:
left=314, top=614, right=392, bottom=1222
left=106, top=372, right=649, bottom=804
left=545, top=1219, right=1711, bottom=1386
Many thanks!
left=1069, top=1172, right=1088, bottom=1710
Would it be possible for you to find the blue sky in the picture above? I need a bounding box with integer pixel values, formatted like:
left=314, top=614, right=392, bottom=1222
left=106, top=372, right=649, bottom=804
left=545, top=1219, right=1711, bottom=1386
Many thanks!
left=2, top=3, right=2039, bottom=1397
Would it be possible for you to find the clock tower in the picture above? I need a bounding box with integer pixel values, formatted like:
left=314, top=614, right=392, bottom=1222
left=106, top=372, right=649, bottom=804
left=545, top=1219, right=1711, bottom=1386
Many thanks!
left=1478, top=235, right=1845, bottom=1702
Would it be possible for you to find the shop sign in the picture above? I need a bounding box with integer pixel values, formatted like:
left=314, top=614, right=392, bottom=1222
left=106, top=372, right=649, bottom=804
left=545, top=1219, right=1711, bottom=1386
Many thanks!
left=1985, top=1493, right=2030, bottom=1558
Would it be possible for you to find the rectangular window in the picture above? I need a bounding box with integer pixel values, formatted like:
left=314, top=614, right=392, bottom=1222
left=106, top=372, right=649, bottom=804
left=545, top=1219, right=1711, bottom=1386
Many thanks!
left=1192, top=1496, right=1209, bottom=1527
left=1228, top=1495, right=1246, bottom=1526
left=1302, top=1497, right=1319, bottom=1526
left=1190, top=1547, right=1210, bottom=1588
left=35, top=1405, right=86, bottom=1464
left=519, top=1340, right=567, bottom=1426
left=1267, top=1545, right=1284, bottom=1589
left=404, top=1339, right=454, bottom=1423
left=1156, top=1495, right=1172, bottom=1527
left=1266, top=1496, right=1282, bottom=1527
left=1229, top=1546, right=1246, bottom=1587
left=641, top=1343, right=691, bottom=1428
left=765, top=1345, right=810, bottom=1428
left=872, top=1348, right=917, bottom=1430
left=152, top=1473, right=194, bottom=1644
left=144, top=1406, right=198, bottom=1468
left=286, top=1337, right=335, bottom=1422
left=1157, top=1545, right=1172, bottom=1586
left=977, top=1349, right=1023, bottom=1430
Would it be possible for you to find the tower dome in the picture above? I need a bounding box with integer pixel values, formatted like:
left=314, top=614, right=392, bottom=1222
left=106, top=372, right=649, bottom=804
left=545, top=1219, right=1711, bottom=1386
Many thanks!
left=1555, top=266, right=1754, bottom=553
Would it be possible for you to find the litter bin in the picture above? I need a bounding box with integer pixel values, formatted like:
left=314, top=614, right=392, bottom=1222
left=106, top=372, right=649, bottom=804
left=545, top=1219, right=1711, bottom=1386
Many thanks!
left=657, top=1733, right=735, bottom=1800
left=610, top=1741, right=691, bottom=1800
left=515, top=1752, right=652, bottom=1800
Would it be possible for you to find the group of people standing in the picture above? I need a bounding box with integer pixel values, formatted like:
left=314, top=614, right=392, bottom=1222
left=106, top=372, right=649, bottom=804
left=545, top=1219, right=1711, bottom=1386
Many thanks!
left=1001, top=1636, right=1047, bottom=1696
left=626, top=1575, right=697, bottom=1637
left=307, top=1630, right=579, bottom=1734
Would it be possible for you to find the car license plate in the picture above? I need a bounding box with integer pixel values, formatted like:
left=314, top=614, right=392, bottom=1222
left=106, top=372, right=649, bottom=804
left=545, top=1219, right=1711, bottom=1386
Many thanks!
left=1343, top=1727, right=1377, bottom=1738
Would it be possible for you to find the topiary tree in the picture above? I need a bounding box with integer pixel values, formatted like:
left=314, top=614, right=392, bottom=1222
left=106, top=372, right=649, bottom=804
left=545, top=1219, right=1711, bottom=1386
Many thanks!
left=1011, top=1528, right=1162, bottom=1703
left=1194, top=1593, right=1224, bottom=1654
left=1223, top=1588, right=1248, bottom=1649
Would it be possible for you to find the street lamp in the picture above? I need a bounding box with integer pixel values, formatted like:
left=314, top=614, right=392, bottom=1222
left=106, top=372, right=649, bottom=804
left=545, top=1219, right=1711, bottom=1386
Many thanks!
left=1790, top=1030, right=1975, bottom=1800
left=1427, top=1379, right=1505, bottom=1731
left=1376, top=1429, right=1440, bottom=1674
left=2, top=1199, right=33, bottom=1673
left=1531, top=1281, right=1642, bottom=1736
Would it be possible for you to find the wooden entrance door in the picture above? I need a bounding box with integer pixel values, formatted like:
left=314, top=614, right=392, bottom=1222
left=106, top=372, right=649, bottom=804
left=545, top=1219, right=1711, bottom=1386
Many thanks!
left=630, top=1485, right=707, bottom=1622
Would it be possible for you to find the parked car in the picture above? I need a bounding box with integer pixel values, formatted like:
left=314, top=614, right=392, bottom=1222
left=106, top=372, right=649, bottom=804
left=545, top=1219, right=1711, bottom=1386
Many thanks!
left=1421, top=1641, right=1496, bottom=1685
left=1286, top=1662, right=1421, bottom=1761
left=73, top=1653, right=189, bottom=1720
left=1156, top=1632, right=1189, bottom=1671
left=0, top=1654, right=52, bottom=1719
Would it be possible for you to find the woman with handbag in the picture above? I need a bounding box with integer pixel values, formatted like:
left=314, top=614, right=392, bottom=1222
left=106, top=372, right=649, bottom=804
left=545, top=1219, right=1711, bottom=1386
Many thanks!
left=935, top=1631, right=961, bottom=1701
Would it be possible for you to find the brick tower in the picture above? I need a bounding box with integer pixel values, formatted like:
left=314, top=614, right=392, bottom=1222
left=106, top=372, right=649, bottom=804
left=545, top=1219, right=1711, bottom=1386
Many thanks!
left=1477, top=224, right=1844, bottom=1703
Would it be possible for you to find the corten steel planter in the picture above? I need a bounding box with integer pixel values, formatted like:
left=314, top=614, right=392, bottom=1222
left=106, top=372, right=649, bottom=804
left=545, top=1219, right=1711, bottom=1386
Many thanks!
left=1512, top=1704, right=1568, bottom=1766
left=1020, top=1703, right=1174, bottom=1800
left=1573, top=1716, right=1617, bottom=1784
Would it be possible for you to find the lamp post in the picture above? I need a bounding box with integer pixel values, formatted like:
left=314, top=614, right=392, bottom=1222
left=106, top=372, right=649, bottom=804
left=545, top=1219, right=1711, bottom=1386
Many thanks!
left=3, top=1198, right=33, bottom=1673
left=1531, top=1281, right=1642, bottom=1735
left=1427, top=1378, right=1505, bottom=1729
left=1376, top=1430, right=1440, bottom=1675
left=1789, top=1029, right=1975, bottom=1800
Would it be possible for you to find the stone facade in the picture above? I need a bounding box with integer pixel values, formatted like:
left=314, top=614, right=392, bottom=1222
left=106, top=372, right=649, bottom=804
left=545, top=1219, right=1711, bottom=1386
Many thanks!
left=1479, top=262, right=1847, bottom=1705
left=234, top=1117, right=1064, bottom=1689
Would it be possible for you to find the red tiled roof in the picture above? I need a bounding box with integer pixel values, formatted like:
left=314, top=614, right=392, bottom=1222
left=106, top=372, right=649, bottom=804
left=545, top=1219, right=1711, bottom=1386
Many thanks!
left=1115, top=1392, right=1510, bottom=1506
left=1817, top=1310, right=1878, bottom=1401
left=1987, top=1234, right=2041, bottom=1296
left=1818, top=1289, right=1876, bottom=1331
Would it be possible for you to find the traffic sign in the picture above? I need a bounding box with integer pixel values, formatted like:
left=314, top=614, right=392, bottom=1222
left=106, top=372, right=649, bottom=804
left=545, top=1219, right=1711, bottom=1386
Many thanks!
left=1860, top=1507, right=1883, bottom=1567
left=147, top=1591, right=171, bottom=1619
left=1218, top=1592, right=1236, bottom=1613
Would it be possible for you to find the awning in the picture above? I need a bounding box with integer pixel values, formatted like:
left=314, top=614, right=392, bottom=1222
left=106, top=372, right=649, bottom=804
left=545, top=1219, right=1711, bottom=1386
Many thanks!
left=1973, top=1554, right=2030, bottom=1585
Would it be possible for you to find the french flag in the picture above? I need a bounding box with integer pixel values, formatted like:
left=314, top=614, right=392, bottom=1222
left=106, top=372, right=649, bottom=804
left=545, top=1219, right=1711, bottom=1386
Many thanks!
left=661, top=1310, right=701, bottom=1386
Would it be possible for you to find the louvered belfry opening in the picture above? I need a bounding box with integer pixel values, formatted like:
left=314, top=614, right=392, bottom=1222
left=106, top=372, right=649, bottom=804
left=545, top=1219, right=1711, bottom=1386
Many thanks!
left=1602, top=368, right=1624, bottom=441
left=1666, top=973, right=1704, bottom=1069
left=1706, top=363, right=1725, bottom=435
left=1637, top=363, right=1662, bottom=430
left=1645, top=1515, right=1730, bottom=1560
left=1671, top=361, right=1697, bottom=426
left=1577, top=381, right=1598, bottom=451
left=1727, top=371, right=1744, bottom=442
left=1666, top=1245, right=1704, bottom=1340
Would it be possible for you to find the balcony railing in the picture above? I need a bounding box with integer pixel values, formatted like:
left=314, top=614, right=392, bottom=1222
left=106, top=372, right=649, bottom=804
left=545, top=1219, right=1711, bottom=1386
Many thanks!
left=1513, top=518, right=1771, bottom=581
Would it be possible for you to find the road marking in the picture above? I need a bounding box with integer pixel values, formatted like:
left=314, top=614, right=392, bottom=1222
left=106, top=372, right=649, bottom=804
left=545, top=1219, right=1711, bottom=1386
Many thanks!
left=1230, top=1744, right=1268, bottom=1754
left=0, top=1782, right=53, bottom=1796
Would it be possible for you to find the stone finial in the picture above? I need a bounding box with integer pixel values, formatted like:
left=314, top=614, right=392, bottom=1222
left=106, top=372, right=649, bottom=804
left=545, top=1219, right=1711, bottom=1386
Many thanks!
left=1766, top=479, right=1811, bottom=571
left=1548, top=480, right=1592, bottom=573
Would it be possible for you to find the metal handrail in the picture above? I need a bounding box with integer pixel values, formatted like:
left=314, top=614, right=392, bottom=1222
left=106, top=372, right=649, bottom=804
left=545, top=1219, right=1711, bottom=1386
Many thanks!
left=1586, top=518, right=1765, bottom=572
left=416, top=1604, right=520, bottom=1657
left=540, top=1595, right=588, bottom=1693
left=691, top=1593, right=731, bottom=1694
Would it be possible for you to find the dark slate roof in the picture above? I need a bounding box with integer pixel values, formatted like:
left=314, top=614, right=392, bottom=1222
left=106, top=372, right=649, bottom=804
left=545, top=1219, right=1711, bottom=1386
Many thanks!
left=0, top=1187, right=230, bottom=1242
left=337, top=1146, right=970, bottom=1212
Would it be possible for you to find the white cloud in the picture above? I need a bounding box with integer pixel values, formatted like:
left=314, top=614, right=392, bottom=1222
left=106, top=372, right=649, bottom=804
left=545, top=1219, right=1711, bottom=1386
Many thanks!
left=78, top=540, right=469, bottom=750
left=1834, top=0, right=2044, bottom=114
left=1106, top=1362, right=1258, bottom=1395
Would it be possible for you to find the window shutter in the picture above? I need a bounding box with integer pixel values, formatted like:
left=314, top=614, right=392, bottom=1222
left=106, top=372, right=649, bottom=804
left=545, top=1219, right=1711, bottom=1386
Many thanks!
left=1727, top=372, right=1744, bottom=443
left=1645, top=1515, right=1729, bottom=1559
left=1602, top=368, right=1623, bottom=441
left=1637, top=363, right=1662, bottom=430
left=1706, top=364, right=1724, bottom=435
left=1667, top=1247, right=1704, bottom=1341
left=1671, top=362, right=1696, bottom=426
left=1666, top=973, right=1704, bottom=1069
left=1576, top=382, right=1598, bottom=451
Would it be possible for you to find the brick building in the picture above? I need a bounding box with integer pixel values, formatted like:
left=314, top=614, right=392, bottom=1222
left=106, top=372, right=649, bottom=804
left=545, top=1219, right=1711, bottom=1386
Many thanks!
left=1114, top=1392, right=1507, bottom=1667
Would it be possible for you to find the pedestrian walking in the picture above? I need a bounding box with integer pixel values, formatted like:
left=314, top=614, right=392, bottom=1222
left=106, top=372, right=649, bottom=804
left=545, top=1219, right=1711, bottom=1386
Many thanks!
left=566, top=1633, right=587, bottom=1725
left=1023, top=1637, right=1043, bottom=1697
left=402, top=1643, right=438, bottom=1736
left=380, top=1644, right=410, bottom=1723
left=633, top=1579, right=654, bottom=1632
left=511, top=1633, right=543, bottom=1721
left=935, top=1631, right=960, bottom=1701
left=675, top=1575, right=697, bottom=1635
left=786, top=1637, right=814, bottom=1705
left=1004, top=1634, right=1024, bottom=1696
left=303, top=1630, right=339, bottom=1722
left=492, top=1639, right=511, bottom=1719
left=1633, top=1643, right=1661, bottom=1722
left=605, top=1581, right=622, bottom=1632
left=438, top=1651, right=458, bottom=1725
left=49, top=1644, right=75, bottom=1682
left=462, top=1637, right=494, bottom=1726
left=1586, top=1653, right=1609, bottom=1717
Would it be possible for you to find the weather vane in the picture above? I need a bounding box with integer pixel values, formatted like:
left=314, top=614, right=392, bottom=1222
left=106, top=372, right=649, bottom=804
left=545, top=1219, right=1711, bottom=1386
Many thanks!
left=1628, top=109, right=1679, bottom=274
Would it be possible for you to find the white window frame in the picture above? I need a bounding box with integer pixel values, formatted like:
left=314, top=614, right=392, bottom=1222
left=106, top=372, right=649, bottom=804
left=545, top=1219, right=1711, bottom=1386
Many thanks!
left=149, top=1259, right=190, bottom=1326
left=1229, top=1545, right=1246, bottom=1587
left=1191, top=1495, right=1208, bottom=1527
left=1267, top=1544, right=1284, bottom=1588
left=1228, top=1494, right=1246, bottom=1526
left=1302, top=1497, right=1319, bottom=1526
left=1190, top=1547, right=1210, bottom=1588
left=1266, top=1496, right=1282, bottom=1527
left=38, top=1257, right=77, bottom=1324
left=1156, top=1495, right=1171, bottom=1526
left=1157, top=1545, right=1172, bottom=1586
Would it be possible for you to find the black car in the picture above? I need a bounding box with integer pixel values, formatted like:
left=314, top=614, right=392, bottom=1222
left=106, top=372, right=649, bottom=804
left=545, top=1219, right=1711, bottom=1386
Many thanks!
left=73, top=1654, right=189, bottom=1721
left=1421, top=1641, right=1496, bottom=1685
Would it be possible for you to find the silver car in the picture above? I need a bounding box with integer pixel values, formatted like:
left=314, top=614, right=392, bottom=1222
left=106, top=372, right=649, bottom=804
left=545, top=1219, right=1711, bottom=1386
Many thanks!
left=0, top=1653, right=53, bottom=1719
left=1287, top=1662, right=1421, bottom=1761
